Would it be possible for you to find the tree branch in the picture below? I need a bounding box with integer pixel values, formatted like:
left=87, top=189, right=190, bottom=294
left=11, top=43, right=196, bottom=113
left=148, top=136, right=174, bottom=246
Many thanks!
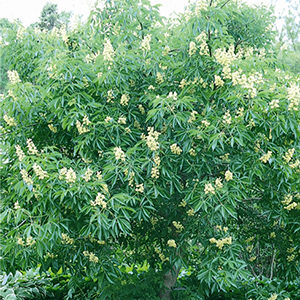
left=220, top=0, right=231, bottom=9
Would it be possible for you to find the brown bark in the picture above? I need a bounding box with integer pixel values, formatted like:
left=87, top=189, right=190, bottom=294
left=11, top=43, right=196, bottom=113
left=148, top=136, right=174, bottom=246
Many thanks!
left=159, top=267, right=180, bottom=300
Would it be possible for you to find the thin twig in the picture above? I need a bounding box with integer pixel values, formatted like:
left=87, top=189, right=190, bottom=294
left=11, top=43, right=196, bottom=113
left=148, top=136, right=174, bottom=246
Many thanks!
left=220, top=0, right=231, bottom=9
left=270, top=248, right=276, bottom=280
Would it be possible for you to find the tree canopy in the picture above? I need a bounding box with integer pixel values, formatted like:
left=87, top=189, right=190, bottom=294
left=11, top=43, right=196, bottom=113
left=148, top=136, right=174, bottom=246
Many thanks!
left=37, top=2, right=71, bottom=31
left=0, top=0, right=299, bottom=299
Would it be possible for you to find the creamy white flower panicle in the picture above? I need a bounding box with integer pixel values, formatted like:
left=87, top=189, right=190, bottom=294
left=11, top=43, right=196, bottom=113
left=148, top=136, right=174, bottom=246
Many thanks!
left=104, top=116, right=113, bottom=123
left=215, top=178, right=223, bottom=189
left=195, top=0, right=209, bottom=14
left=167, top=91, right=178, bottom=100
left=59, top=167, right=67, bottom=179
left=284, top=202, right=297, bottom=211
left=61, top=233, right=74, bottom=245
left=189, top=41, right=197, bottom=56
left=189, top=148, right=196, bottom=156
left=188, top=110, right=198, bottom=123
left=59, top=167, right=75, bottom=183
left=151, top=166, right=160, bottom=179
left=223, top=111, right=232, bottom=125
left=83, top=168, right=93, bottom=182
left=283, top=148, right=295, bottom=163
left=48, top=124, right=57, bottom=133
left=91, top=192, right=107, bottom=208
left=14, top=201, right=20, bottom=210
left=179, top=78, right=187, bottom=89
left=20, top=169, right=33, bottom=186
left=135, top=184, right=144, bottom=193
left=173, top=221, right=184, bottom=232
left=224, top=170, right=233, bottom=181
left=16, top=27, right=25, bottom=40
left=15, top=145, right=25, bottom=161
left=120, top=94, right=129, bottom=106
left=107, top=89, right=114, bottom=102
left=267, top=294, right=278, bottom=300
left=287, top=83, right=300, bottom=111
left=260, top=151, right=272, bottom=163
left=204, top=183, right=215, bottom=194
left=140, top=34, right=151, bottom=52
left=269, top=99, right=279, bottom=109
left=26, top=139, right=38, bottom=155
left=235, top=107, right=244, bottom=118
left=138, top=104, right=145, bottom=114
left=7, top=70, right=21, bottom=84
left=114, top=147, right=126, bottom=161
left=85, top=50, right=100, bottom=63
left=66, top=168, right=76, bottom=183
left=167, top=239, right=177, bottom=248
left=201, top=120, right=210, bottom=127
left=83, top=250, right=99, bottom=263
left=230, top=67, right=241, bottom=86
left=215, top=45, right=237, bottom=66
left=209, top=236, right=232, bottom=250
left=118, top=116, right=126, bottom=124
left=214, top=75, right=224, bottom=87
left=282, top=194, right=293, bottom=206
left=154, top=155, right=161, bottom=166
left=146, top=127, right=160, bottom=151
left=230, top=69, right=262, bottom=98
left=196, top=32, right=209, bottom=55
left=170, top=143, right=182, bottom=155
left=103, top=38, right=115, bottom=62
left=26, top=236, right=36, bottom=246
left=163, top=45, right=170, bottom=56
left=60, top=25, right=68, bottom=44
left=33, top=163, right=48, bottom=179
left=156, top=72, right=164, bottom=84
left=96, top=171, right=103, bottom=180
left=76, top=116, right=90, bottom=134
left=3, top=114, right=16, bottom=126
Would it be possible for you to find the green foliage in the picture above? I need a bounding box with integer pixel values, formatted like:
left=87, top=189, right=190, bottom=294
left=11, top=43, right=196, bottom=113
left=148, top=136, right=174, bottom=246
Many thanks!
left=276, top=0, right=300, bottom=74
left=0, top=0, right=299, bottom=298
left=279, top=0, right=300, bottom=49
left=277, top=43, right=300, bottom=74
left=0, top=19, right=20, bottom=92
left=37, top=2, right=71, bottom=30
left=0, top=267, right=69, bottom=299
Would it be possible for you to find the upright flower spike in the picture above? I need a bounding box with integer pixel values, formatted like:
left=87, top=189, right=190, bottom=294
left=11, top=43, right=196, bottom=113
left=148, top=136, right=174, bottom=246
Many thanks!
left=7, top=70, right=21, bottom=84
left=26, top=139, right=38, bottom=155
left=189, top=41, right=197, bottom=56
left=140, top=34, right=151, bottom=52
left=15, top=145, right=25, bottom=161
left=287, top=83, right=300, bottom=111
left=3, top=114, right=16, bottom=126
left=146, top=127, right=160, bottom=151
left=83, top=168, right=93, bottom=182
left=114, top=147, right=126, bottom=161
left=103, top=38, right=115, bottom=62
left=224, top=170, right=233, bottom=181
left=167, top=239, right=177, bottom=248
left=170, top=143, right=182, bottom=155
left=32, top=163, right=48, bottom=179
left=120, top=94, right=129, bottom=106
left=204, top=183, right=215, bottom=194
left=259, top=151, right=272, bottom=163
left=65, top=168, right=76, bottom=183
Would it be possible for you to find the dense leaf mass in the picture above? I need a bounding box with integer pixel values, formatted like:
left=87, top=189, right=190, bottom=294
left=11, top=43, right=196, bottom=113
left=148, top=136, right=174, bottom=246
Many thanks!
left=0, top=0, right=299, bottom=299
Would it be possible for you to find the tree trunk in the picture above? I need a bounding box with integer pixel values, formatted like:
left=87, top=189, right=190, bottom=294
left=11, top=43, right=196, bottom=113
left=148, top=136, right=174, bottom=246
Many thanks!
left=159, top=267, right=180, bottom=300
